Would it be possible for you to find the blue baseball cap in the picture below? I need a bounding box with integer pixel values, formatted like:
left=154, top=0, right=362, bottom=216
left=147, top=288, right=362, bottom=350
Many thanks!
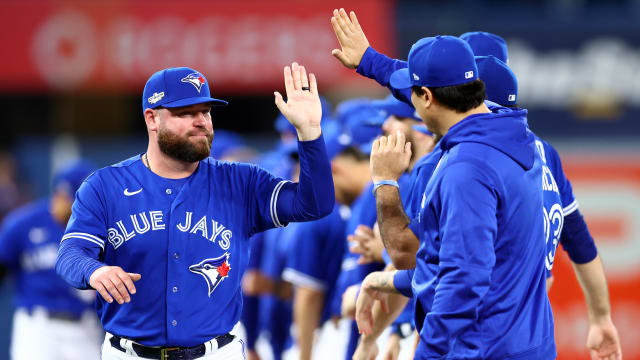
left=367, top=95, right=422, bottom=126
left=334, top=98, right=384, bottom=145
left=460, top=31, right=508, bottom=64
left=142, top=67, right=228, bottom=112
left=475, top=55, right=518, bottom=106
left=52, top=160, right=95, bottom=198
left=390, top=36, right=478, bottom=90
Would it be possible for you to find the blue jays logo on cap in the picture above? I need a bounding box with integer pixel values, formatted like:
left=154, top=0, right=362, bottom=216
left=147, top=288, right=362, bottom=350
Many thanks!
left=390, top=35, right=478, bottom=90
left=142, top=67, right=228, bottom=112
left=189, top=253, right=231, bottom=297
left=181, top=73, right=206, bottom=92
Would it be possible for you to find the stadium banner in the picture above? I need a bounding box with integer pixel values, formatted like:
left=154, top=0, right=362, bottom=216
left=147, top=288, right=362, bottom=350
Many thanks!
left=549, top=154, right=640, bottom=359
left=0, top=0, right=395, bottom=92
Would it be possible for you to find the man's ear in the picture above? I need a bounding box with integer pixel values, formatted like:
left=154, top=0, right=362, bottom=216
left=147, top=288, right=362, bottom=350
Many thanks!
left=422, top=86, right=434, bottom=109
left=144, top=108, right=159, bottom=132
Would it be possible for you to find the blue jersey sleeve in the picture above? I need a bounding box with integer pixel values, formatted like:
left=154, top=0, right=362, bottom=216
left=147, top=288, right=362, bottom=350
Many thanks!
left=542, top=142, right=597, bottom=264
left=282, top=206, right=346, bottom=291
left=423, top=162, right=498, bottom=356
left=267, top=135, right=334, bottom=231
left=393, top=269, right=414, bottom=298
left=560, top=210, right=598, bottom=264
left=56, top=176, right=108, bottom=289
left=0, top=210, right=25, bottom=269
left=356, top=47, right=412, bottom=105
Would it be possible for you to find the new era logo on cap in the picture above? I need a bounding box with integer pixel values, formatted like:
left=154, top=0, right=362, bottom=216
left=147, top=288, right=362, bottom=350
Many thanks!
left=465, top=71, right=474, bottom=79
left=413, top=73, right=420, bottom=81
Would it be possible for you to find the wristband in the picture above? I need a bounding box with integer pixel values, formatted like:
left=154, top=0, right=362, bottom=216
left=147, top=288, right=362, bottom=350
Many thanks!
left=373, top=180, right=399, bottom=194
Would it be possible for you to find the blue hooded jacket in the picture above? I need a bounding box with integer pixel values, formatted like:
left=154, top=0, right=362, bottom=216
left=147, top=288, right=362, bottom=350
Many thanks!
left=411, top=105, right=556, bottom=359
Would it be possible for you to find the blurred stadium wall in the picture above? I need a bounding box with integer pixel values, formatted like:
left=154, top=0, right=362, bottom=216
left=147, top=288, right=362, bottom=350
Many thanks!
left=0, top=0, right=639, bottom=359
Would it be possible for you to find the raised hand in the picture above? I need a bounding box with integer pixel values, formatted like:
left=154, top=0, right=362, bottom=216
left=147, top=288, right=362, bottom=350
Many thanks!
left=274, top=62, right=322, bottom=141
left=370, top=130, right=412, bottom=183
left=330, top=8, right=370, bottom=69
left=89, top=265, right=141, bottom=304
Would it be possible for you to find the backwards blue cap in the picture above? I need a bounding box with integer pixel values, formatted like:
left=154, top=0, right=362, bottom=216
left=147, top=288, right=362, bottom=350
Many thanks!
left=460, top=31, right=508, bottom=64
left=475, top=55, right=518, bottom=106
left=52, top=160, right=95, bottom=198
left=142, top=67, right=228, bottom=112
left=390, top=36, right=478, bottom=90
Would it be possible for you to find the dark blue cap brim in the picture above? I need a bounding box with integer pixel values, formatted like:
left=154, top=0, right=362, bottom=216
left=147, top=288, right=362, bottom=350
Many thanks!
left=389, top=68, right=413, bottom=90
left=162, top=97, right=228, bottom=108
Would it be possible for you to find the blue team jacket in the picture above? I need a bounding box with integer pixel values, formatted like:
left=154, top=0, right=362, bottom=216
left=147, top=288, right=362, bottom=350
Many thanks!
left=411, top=105, right=556, bottom=359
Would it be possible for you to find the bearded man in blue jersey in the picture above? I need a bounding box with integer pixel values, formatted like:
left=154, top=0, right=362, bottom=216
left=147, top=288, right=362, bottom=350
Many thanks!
left=56, top=63, right=334, bottom=360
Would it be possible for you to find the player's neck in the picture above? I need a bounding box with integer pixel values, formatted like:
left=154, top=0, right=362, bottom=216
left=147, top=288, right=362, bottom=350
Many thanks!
left=437, top=102, right=490, bottom=137
left=144, top=147, right=199, bottom=179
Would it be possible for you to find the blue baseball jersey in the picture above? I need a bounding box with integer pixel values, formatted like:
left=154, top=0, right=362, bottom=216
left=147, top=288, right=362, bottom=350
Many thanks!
left=57, top=135, right=334, bottom=347
left=411, top=107, right=555, bottom=359
left=0, top=199, right=93, bottom=315
left=282, top=204, right=348, bottom=323
left=330, top=182, right=379, bottom=318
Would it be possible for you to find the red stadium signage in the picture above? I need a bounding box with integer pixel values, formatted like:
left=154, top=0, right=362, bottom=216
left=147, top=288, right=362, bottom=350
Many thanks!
left=549, top=154, right=640, bottom=359
left=0, top=1, right=395, bottom=93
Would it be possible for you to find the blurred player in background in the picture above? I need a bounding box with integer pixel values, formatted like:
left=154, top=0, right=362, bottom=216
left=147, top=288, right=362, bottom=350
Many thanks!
left=474, top=54, right=622, bottom=360
left=56, top=63, right=334, bottom=360
left=0, top=161, right=102, bottom=360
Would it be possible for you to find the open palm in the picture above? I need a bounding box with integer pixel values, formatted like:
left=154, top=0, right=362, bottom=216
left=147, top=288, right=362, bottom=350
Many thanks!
left=274, top=62, right=322, bottom=140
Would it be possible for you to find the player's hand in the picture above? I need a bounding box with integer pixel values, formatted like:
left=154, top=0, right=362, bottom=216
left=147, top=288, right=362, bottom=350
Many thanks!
left=341, top=284, right=360, bottom=318
left=370, top=130, right=412, bottom=183
left=352, top=336, right=379, bottom=360
left=349, top=224, right=384, bottom=265
left=587, top=316, right=622, bottom=360
left=355, top=273, right=390, bottom=336
left=89, top=266, right=141, bottom=304
left=331, top=8, right=370, bottom=69
left=274, top=62, right=322, bottom=141
left=381, top=333, right=401, bottom=360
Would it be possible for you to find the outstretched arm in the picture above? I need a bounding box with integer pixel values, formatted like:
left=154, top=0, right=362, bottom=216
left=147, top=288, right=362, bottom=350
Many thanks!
left=353, top=270, right=409, bottom=360
left=572, top=255, right=622, bottom=360
left=274, top=63, right=334, bottom=222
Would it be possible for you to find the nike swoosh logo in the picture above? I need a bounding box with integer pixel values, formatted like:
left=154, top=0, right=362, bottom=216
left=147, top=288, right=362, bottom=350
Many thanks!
left=124, top=188, right=143, bottom=196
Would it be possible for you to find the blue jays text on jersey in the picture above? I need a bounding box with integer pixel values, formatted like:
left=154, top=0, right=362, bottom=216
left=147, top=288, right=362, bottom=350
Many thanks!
left=56, top=136, right=334, bottom=347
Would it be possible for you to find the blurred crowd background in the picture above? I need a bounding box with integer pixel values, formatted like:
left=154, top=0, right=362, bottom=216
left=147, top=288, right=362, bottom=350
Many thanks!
left=1, top=0, right=639, bottom=359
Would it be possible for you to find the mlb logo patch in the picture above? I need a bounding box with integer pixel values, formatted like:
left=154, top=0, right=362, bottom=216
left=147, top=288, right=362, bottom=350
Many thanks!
left=508, top=94, right=516, bottom=102
left=465, top=71, right=474, bottom=79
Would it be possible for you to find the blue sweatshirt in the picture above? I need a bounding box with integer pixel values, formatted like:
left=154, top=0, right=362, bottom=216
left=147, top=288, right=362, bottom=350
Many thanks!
left=410, top=106, right=555, bottom=359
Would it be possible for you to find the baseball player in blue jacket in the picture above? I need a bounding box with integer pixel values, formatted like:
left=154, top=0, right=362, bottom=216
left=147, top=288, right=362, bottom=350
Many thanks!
left=0, top=161, right=102, bottom=360
left=56, top=63, right=334, bottom=360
